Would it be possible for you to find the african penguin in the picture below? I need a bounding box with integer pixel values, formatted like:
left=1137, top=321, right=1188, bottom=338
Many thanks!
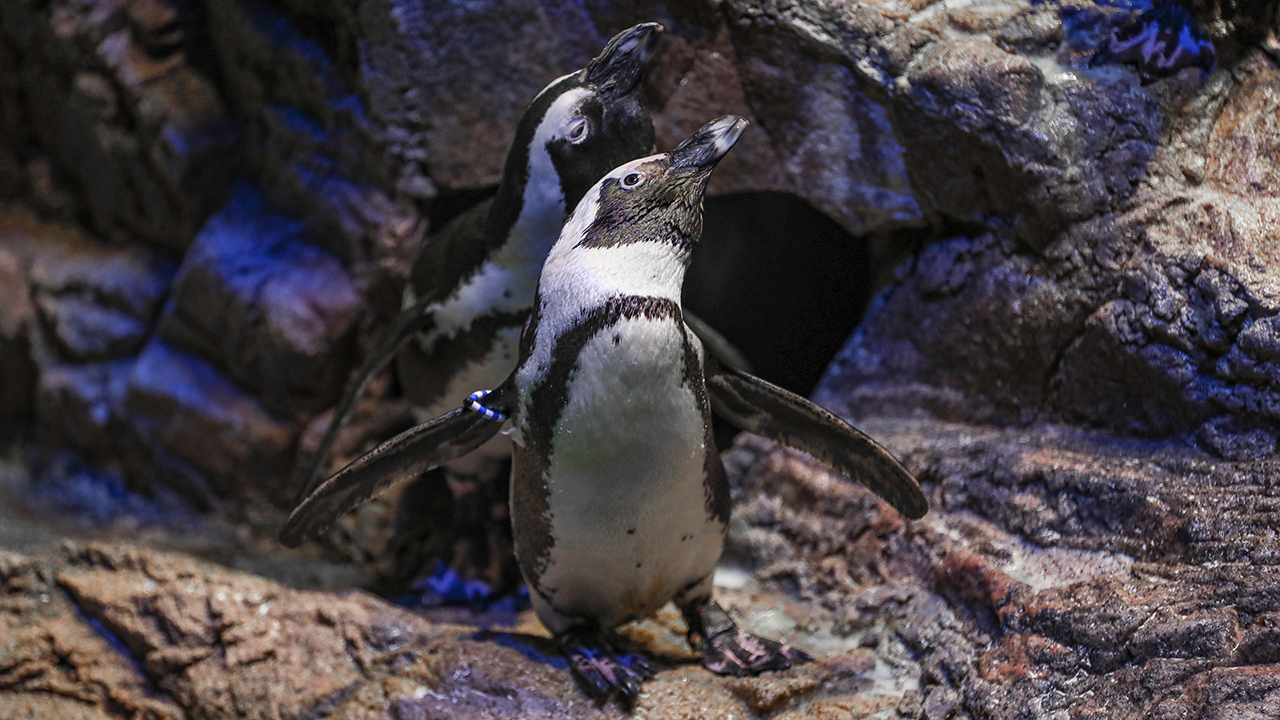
left=281, top=116, right=928, bottom=699
left=295, top=23, right=664, bottom=506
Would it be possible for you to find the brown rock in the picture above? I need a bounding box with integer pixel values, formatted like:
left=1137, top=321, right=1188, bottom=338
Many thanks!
left=2, top=0, right=239, bottom=253
left=822, top=62, right=1280, bottom=448
left=649, top=27, right=793, bottom=198
left=3, top=542, right=916, bottom=720
left=349, top=0, right=605, bottom=191
left=1238, top=612, right=1280, bottom=664
left=159, top=184, right=361, bottom=419
left=124, top=339, right=299, bottom=506
left=0, top=245, right=35, bottom=426
left=720, top=406, right=1280, bottom=718
left=27, top=224, right=174, bottom=364
left=54, top=543, right=445, bottom=720
left=0, top=550, right=185, bottom=720
left=0, top=208, right=170, bottom=454
left=1206, top=71, right=1280, bottom=196
left=726, top=670, right=823, bottom=713
left=936, top=548, right=1026, bottom=611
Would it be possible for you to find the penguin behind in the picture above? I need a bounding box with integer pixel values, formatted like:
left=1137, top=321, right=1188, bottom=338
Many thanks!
left=281, top=117, right=928, bottom=699
left=293, top=24, right=664, bottom=582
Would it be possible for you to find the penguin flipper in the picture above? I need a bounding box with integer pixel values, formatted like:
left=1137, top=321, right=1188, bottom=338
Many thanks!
left=294, top=297, right=440, bottom=505
left=280, top=383, right=516, bottom=547
left=704, top=365, right=928, bottom=519
left=684, top=311, right=752, bottom=374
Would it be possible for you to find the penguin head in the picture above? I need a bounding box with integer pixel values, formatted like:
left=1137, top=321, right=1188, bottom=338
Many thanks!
left=535, top=116, right=745, bottom=331
left=506, top=23, right=662, bottom=216
left=569, top=115, right=749, bottom=258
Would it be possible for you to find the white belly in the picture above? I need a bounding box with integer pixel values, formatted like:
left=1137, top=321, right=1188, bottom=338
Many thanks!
left=530, top=317, right=724, bottom=629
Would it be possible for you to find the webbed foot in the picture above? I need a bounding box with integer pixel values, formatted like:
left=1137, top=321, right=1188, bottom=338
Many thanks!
left=702, top=626, right=811, bottom=676
left=559, top=628, right=654, bottom=698
left=683, top=600, right=812, bottom=676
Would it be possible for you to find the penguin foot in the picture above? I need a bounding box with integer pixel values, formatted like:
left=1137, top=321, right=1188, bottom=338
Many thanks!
left=559, top=629, right=653, bottom=698
left=682, top=599, right=812, bottom=677
left=701, top=628, right=812, bottom=676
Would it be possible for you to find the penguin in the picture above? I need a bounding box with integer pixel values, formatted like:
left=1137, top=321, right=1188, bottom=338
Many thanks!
left=295, top=23, right=665, bottom=505
left=281, top=116, right=928, bottom=697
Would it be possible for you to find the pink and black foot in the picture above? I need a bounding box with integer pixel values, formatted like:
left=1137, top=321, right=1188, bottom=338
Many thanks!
left=682, top=600, right=812, bottom=676
left=559, top=627, right=654, bottom=698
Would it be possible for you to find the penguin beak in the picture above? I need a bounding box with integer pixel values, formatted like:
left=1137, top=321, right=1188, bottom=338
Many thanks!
left=670, top=115, right=749, bottom=170
left=585, top=23, right=663, bottom=96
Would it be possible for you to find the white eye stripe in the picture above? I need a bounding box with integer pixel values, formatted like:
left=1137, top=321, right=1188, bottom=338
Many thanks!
left=537, top=88, right=592, bottom=149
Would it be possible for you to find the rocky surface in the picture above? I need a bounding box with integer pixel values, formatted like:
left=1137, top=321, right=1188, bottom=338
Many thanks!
left=0, top=539, right=912, bottom=720
left=5, top=421, right=1277, bottom=719
left=2, top=0, right=1280, bottom=717
left=821, top=52, right=1280, bottom=454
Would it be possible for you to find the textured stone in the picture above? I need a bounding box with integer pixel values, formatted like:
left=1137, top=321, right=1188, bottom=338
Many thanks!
left=123, top=339, right=299, bottom=506
left=54, top=543, right=446, bottom=720
left=27, top=224, right=175, bottom=364
left=0, top=209, right=171, bottom=463
left=202, top=0, right=423, bottom=288
left=159, top=184, right=361, bottom=419
left=723, top=422, right=1280, bottom=720
left=0, top=243, right=35, bottom=427
left=821, top=59, right=1280, bottom=450
left=0, top=541, right=920, bottom=720
left=353, top=0, right=606, bottom=191
left=0, top=550, right=185, bottom=720
left=0, top=0, right=240, bottom=253
left=34, top=355, right=136, bottom=463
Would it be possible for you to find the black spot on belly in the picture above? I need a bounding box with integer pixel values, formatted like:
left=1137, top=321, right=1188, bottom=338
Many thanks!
left=613, top=333, right=621, bottom=345
left=626, top=527, right=636, bottom=535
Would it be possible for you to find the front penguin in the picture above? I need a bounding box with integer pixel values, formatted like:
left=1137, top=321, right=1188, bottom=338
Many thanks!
left=509, top=115, right=804, bottom=694
left=281, top=117, right=927, bottom=699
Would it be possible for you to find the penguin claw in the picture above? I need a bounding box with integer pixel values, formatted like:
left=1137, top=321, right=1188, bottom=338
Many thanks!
left=701, top=629, right=813, bottom=677
left=565, top=645, right=651, bottom=698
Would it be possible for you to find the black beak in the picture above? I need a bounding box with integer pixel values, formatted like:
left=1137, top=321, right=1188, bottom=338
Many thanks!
left=670, top=115, right=749, bottom=170
left=585, top=23, right=663, bottom=96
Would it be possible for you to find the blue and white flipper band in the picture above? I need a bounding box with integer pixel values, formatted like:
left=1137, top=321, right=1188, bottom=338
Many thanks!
left=465, top=390, right=507, bottom=422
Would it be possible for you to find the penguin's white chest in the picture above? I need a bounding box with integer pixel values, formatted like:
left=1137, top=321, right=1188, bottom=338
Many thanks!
left=530, top=316, right=724, bottom=628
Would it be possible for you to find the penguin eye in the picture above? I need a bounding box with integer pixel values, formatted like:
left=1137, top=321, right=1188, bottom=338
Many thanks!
left=566, top=118, right=589, bottom=144
left=620, top=171, right=645, bottom=190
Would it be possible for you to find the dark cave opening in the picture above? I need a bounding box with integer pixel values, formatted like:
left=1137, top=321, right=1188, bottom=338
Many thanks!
left=687, top=191, right=877, bottom=398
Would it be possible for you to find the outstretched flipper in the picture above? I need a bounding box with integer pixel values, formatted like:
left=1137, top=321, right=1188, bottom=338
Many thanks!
left=705, top=363, right=927, bottom=519
left=280, top=382, right=517, bottom=547
left=294, top=296, right=440, bottom=505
